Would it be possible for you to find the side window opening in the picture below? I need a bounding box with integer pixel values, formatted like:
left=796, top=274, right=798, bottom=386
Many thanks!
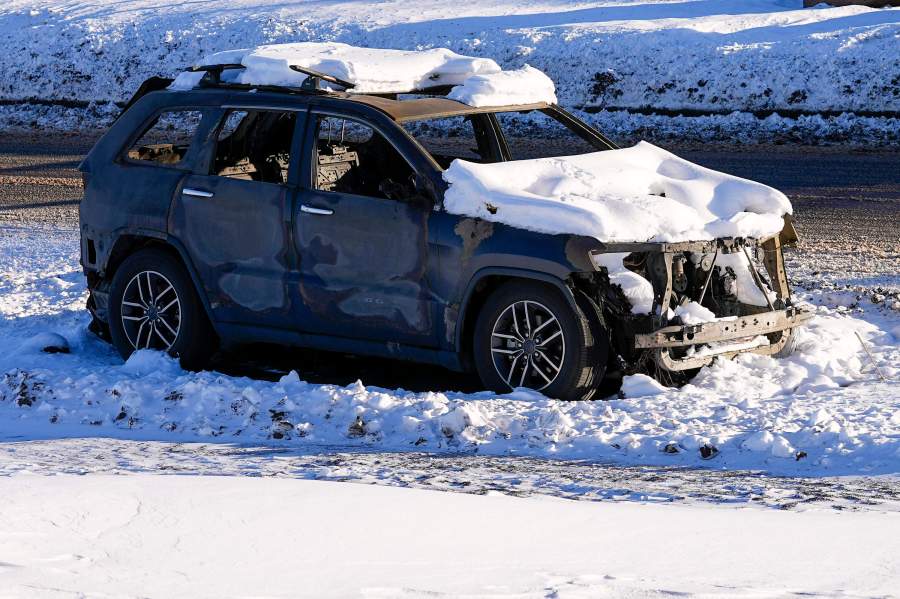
left=314, top=115, right=416, bottom=201
left=401, top=114, right=495, bottom=168
left=126, top=109, right=203, bottom=166
left=212, top=109, right=296, bottom=184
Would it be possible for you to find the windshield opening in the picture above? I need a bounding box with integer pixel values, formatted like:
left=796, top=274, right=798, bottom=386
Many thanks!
left=401, top=107, right=615, bottom=168
left=495, top=108, right=614, bottom=160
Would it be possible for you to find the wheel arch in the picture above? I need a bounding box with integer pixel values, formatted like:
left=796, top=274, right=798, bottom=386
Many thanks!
left=455, top=267, right=578, bottom=369
left=102, top=232, right=217, bottom=332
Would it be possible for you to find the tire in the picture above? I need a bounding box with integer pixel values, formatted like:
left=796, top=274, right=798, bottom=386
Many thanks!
left=774, top=328, right=798, bottom=358
left=108, top=248, right=215, bottom=369
left=472, top=281, right=609, bottom=401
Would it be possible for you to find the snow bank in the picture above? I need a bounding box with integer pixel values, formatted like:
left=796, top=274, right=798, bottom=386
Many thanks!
left=2, top=0, right=899, bottom=142
left=1, top=227, right=898, bottom=476
left=6, top=475, right=900, bottom=597
left=443, top=141, right=792, bottom=243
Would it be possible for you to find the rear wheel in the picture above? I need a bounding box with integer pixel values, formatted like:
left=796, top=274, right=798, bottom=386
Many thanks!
left=108, top=249, right=215, bottom=369
left=473, top=281, right=609, bottom=401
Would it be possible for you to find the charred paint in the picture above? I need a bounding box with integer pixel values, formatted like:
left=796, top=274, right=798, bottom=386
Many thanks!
left=454, top=218, right=494, bottom=264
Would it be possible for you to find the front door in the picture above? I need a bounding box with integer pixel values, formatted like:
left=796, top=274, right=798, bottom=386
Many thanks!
left=171, top=108, right=303, bottom=328
left=292, top=112, right=438, bottom=346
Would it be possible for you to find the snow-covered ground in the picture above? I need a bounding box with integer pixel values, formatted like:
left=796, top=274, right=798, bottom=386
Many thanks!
left=2, top=224, right=898, bottom=477
left=2, top=474, right=898, bottom=598
left=2, top=0, right=899, bottom=144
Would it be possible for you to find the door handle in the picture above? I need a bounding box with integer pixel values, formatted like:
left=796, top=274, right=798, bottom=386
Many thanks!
left=300, top=204, right=334, bottom=216
left=183, top=188, right=214, bottom=198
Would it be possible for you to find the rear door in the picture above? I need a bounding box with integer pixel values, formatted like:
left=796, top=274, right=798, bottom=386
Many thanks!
left=170, top=108, right=304, bottom=328
left=291, top=111, right=440, bottom=346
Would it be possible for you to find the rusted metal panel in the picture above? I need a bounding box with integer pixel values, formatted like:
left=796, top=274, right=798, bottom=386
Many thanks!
left=633, top=306, right=813, bottom=349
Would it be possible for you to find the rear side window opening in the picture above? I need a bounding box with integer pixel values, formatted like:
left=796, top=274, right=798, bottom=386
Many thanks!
left=125, top=109, right=204, bottom=166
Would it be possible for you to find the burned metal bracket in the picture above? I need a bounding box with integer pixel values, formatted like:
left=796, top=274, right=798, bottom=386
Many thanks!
left=649, top=252, right=674, bottom=327
left=741, top=244, right=776, bottom=311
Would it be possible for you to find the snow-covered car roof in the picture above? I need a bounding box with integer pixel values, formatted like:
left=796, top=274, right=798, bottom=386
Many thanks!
left=170, top=42, right=557, bottom=108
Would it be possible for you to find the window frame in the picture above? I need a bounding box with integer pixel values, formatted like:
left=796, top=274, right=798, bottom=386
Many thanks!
left=493, top=106, right=618, bottom=161
left=118, top=106, right=211, bottom=171
left=201, top=106, right=306, bottom=187
left=399, top=112, right=502, bottom=167
left=304, top=109, right=424, bottom=202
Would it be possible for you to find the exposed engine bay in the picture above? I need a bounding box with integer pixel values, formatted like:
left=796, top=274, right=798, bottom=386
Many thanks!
left=575, top=218, right=812, bottom=379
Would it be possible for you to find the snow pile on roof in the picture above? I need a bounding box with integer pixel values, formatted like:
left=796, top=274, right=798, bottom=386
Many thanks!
left=169, top=42, right=556, bottom=107
left=443, top=141, right=792, bottom=243
left=447, top=65, right=556, bottom=107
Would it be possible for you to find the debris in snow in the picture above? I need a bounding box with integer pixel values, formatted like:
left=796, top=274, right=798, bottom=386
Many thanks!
left=348, top=416, right=366, bottom=438
left=442, top=141, right=792, bottom=244
left=19, top=332, right=70, bottom=354
left=663, top=442, right=681, bottom=454
left=699, top=444, right=719, bottom=460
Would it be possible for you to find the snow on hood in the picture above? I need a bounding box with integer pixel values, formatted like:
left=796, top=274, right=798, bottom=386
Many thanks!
left=169, top=42, right=556, bottom=107
left=442, top=141, right=792, bottom=244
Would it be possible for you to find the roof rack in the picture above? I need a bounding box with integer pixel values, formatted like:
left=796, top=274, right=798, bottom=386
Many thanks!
left=187, top=63, right=246, bottom=85
left=180, top=62, right=459, bottom=99
left=289, top=65, right=356, bottom=91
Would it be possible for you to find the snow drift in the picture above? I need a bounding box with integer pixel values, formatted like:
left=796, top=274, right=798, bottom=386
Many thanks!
left=443, top=141, right=792, bottom=243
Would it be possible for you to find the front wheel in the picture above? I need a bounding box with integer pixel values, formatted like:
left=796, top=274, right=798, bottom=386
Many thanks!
left=473, top=281, right=609, bottom=401
left=108, top=248, right=215, bottom=369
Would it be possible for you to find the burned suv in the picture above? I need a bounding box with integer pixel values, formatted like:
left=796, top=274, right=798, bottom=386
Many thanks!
left=79, top=57, right=811, bottom=400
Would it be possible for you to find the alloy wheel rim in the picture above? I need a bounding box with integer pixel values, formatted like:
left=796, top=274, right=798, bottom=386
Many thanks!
left=120, top=270, right=181, bottom=351
left=490, top=300, right=565, bottom=391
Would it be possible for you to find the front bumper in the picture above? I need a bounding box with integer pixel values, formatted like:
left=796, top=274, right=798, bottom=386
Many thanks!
left=633, top=305, right=814, bottom=371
